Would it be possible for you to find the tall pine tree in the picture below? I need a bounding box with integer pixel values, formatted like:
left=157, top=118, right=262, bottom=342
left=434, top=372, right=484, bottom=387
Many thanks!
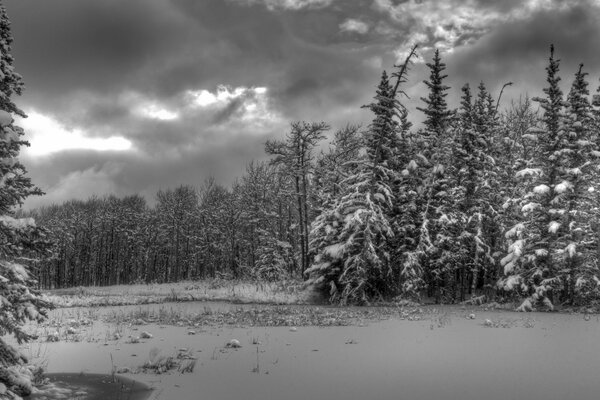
left=0, top=3, right=52, bottom=398
left=500, top=45, right=567, bottom=310
left=307, top=70, right=405, bottom=304
left=404, top=49, right=456, bottom=302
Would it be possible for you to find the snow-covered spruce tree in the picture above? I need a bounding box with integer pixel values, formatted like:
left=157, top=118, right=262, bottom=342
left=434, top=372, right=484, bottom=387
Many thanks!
left=384, top=47, right=428, bottom=301
left=403, top=49, right=456, bottom=302
left=500, top=45, right=568, bottom=311
left=416, top=49, right=454, bottom=136
left=558, top=64, right=599, bottom=303
left=445, top=83, right=498, bottom=301
left=0, top=3, right=52, bottom=398
left=306, top=71, right=400, bottom=304
left=470, top=83, right=502, bottom=295
left=494, top=98, right=541, bottom=288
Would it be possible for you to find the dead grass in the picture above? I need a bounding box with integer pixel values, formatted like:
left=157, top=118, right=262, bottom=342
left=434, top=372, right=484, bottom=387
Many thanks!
left=103, top=303, right=422, bottom=328
left=43, top=279, right=314, bottom=308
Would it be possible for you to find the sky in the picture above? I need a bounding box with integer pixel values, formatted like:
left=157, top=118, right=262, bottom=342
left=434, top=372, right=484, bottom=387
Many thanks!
left=5, top=0, right=600, bottom=209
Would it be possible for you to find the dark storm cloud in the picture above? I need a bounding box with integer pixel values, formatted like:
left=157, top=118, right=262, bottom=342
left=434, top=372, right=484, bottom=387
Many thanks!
left=6, top=0, right=192, bottom=101
left=448, top=1, right=600, bottom=100
left=7, top=0, right=382, bottom=133
left=6, top=0, right=600, bottom=208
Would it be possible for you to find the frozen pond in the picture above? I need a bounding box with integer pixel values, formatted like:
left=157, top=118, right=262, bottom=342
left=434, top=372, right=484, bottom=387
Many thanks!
left=27, top=373, right=152, bottom=400
left=17, top=302, right=600, bottom=400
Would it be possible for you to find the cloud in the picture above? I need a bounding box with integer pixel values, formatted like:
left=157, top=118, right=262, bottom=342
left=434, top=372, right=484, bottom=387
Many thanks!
left=446, top=1, right=600, bottom=100
left=20, top=111, right=133, bottom=156
left=373, top=0, right=586, bottom=62
left=25, top=164, right=121, bottom=209
left=6, top=0, right=600, bottom=209
left=339, top=19, right=369, bottom=34
left=233, top=0, right=334, bottom=11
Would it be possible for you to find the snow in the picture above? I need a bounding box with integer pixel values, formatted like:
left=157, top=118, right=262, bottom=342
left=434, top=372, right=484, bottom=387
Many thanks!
left=14, top=304, right=600, bottom=400
left=0, top=126, right=18, bottom=143
left=526, top=127, right=544, bottom=134
left=0, top=110, right=12, bottom=126
left=548, top=221, right=561, bottom=234
left=515, top=168, right=542, bottom=178
left=521, top=202, right=540, bottom=214
left=0, top=215, right=36, bottom=229
left=554, top=181, right=573, bottom=194
left=323, top=243, right=345, bottom=259
left=565, top=243, right=577, bottom=258
left=373, top=192, right=386, bottom=202
left=505, top=223, right=524, bottom=239
left=502, top=239, right=524, bottom=274
left=516, top=298, right=533, bottom=312
left=432, top=164, right=444, bottom=174
left=533, top=184, right=550, bottom=195
left=566, top=167, right=581, bottom=176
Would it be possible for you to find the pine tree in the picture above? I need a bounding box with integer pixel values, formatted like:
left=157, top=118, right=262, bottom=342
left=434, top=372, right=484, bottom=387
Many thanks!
left=416, top=49, right=454, bottom=136
left=306, top=71, right=401, bottom=304
left=0, top=3, right=52, bottom=398
left=403, top=49, right=456, bottom=302
left=500, top=45, right=567, bottom=310
left=447, top=83, right=500, bottom=301
left=559, top=64, right=598, bottom=303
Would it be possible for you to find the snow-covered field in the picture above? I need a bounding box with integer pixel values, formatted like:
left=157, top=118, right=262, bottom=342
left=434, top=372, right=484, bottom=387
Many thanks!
left=17, top=302, right=600, bottom=400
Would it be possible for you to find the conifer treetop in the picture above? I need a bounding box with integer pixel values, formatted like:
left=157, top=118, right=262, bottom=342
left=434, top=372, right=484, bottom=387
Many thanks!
left=417, top=49, right=454, bottom=134
left=0, top=4, right=24, bottom=117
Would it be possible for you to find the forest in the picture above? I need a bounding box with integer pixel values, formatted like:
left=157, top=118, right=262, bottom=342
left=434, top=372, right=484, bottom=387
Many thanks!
left=22, top=44, right=600, bottom=309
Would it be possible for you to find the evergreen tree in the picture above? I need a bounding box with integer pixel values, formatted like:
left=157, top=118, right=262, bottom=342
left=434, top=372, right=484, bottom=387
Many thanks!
left=403, top=49, right=456, bottom=302
left=306, top=71, right=402, bottom=304
left=416, top=49, right=454, bottom=136
left=0, top=3, right=52, bottom=398
left=500, top=45, right=567, bottom=310
left=448, top=83, right=499, bottom=301
left=559, top=64, right=598, bottom=303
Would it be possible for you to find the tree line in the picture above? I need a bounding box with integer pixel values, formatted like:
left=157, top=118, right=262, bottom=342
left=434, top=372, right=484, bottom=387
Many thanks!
left=25, top=45, right=600, bottom=309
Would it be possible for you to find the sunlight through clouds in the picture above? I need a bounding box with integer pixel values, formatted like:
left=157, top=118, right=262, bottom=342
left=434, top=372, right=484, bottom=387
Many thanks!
left=20, top=111, right=133, bottom=156
left=187, top=86, right=249, bottom=108
left=339, top=19, right=369, bottom=35
left=124, top=91, right=180, bottom=121
left=185, top=85, right=278, bottom=126
left=136, top=104, right=179, bottom=121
